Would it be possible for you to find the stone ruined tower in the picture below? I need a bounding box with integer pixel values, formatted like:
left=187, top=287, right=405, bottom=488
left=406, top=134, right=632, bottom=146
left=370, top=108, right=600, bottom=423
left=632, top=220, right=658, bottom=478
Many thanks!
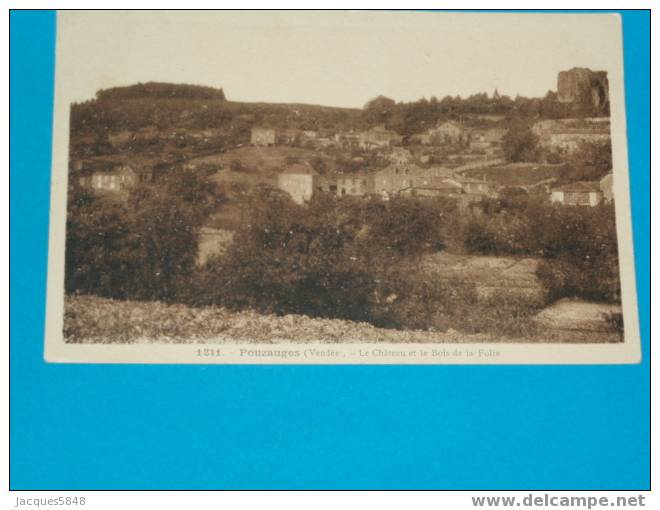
left=557, top=68, right=609, bottom=115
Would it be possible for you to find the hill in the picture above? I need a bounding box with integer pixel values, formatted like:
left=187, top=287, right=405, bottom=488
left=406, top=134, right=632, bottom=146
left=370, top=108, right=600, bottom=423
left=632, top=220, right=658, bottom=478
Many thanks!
left=95, top=82, right=227, bottom=101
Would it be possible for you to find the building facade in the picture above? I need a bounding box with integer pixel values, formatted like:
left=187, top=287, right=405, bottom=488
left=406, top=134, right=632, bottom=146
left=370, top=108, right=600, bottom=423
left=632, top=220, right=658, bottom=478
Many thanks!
left=250, top=127, right=276, bottom=146
left=430, top=121, right=468, bottom=145
left=277, top=164, right=319, bottom=204
left=358, top=125, right=402, bottom=151
left=79, top=164, right=139, bottom=192
left=551, top=181, right=603, bottom=206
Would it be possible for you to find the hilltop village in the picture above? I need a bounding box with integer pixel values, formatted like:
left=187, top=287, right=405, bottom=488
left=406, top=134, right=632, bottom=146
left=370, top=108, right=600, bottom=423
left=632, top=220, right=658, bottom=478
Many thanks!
left=64, top=68, right=622, bottom=343
left=69, top=67, right=614, bottom=213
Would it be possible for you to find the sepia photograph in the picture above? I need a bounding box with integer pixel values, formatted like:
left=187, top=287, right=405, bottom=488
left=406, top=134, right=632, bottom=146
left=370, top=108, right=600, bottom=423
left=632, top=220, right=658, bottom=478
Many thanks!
left=44, top=10, right=640, bottom=363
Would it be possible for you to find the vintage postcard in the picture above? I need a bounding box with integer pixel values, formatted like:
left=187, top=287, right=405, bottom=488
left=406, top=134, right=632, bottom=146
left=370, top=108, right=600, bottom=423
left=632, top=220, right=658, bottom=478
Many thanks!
left=45, top=10, right=641, bottom=364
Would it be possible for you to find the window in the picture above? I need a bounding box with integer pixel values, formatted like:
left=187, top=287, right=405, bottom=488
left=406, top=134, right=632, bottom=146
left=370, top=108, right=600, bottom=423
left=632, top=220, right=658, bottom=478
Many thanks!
left=565, top=192, right=590, bottom=205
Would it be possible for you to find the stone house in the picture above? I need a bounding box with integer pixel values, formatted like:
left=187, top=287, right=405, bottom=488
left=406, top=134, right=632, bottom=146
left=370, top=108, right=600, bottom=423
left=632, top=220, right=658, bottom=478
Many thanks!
left=374, top=163, right=463, bottom=198
left=551, top=181, right=603, bottom=206
left=315, top=173, right=373, bottom=197
left=600, top=172, right=614, bottom=203
left=429, top=121, right=468, bottom=145
left=359, top=125, right=402, bottom=151
left=533, top=118, right=611, bottom=153
left=373, top=163, right=425, bottom=197
left=469, top=128, right=506, bottom=155
left=78, top=161, right=141, bottom=192
left=387, top=148, right=412, bottom=164
left=334, top=131, right=361, bottom=151
left=447, top=176, right=492, bottom=196
left=277, top=164, right=319, bottom=205
left=277, top=129, right=301, bottom=146
left=399, top=178, right=463, bottom=198
left=250, top=127, right=276, bottom=146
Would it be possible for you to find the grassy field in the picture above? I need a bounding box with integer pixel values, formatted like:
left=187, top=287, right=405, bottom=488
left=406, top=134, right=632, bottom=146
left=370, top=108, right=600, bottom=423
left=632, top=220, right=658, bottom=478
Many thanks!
left=191, top=145, right=336, bottom=186
left=460, top=163, right=566, bottom=187
left=422, top=252, right=544, bottom=301
left=64, top=293, right=622, bottom=344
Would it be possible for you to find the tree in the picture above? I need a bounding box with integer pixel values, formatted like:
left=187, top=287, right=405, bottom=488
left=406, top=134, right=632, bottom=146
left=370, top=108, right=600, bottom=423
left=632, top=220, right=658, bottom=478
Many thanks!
left=363, top=95, right=396, bottom=126
left=65, top=171, right=220, bottom=302
left=563, top=140, right=612, bottom=182
left=502, top=122, right=539, bottom=162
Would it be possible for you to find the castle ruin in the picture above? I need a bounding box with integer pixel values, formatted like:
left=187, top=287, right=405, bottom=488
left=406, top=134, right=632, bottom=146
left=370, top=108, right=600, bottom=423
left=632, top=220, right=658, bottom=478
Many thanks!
left=557, top=68, right=610, bottom=115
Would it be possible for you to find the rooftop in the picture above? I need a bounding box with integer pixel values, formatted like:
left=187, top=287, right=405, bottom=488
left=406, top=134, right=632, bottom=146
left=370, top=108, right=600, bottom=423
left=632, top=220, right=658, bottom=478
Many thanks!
left=552, top=181, right=601, bottom=192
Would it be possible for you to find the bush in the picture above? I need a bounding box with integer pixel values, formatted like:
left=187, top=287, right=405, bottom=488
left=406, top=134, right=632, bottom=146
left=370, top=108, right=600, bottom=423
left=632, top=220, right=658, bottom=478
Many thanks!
left=189, top=193, right=466, bottom=330
left=65, top=171, right=219, bottom=302
left=465, top=198, right=620, bottom=304
left=502, top=121, right=539, bottom=162
left=369, top=270, right=478, bottom=331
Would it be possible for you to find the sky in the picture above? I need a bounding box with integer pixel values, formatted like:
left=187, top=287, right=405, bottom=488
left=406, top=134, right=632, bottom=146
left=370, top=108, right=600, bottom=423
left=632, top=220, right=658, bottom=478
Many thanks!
left=57, top=11, right=622, bottom=108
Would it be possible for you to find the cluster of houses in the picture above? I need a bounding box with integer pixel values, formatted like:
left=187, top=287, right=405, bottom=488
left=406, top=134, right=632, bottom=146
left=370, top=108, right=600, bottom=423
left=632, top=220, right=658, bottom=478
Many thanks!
left=277, top=161, right=495, bottom=206
left=250, top=121, right=504, bottom=155
left=252, top=115, right=611, bottom=160
left=533, top=117, right=611, bottom=153
left=277, top=161, right=614, bottom=208
left=251, top=124, right=403, bottom=151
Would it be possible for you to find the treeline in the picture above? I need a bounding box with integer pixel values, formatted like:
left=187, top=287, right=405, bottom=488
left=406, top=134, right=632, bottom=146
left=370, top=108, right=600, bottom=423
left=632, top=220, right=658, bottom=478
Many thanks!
left=362, top=90, right=606, bottom=136
left=464, top=189, right=620, bottom=303
left=65, top=178, right=620, bottom=337
left=65, top=170, right=224, bottom=301
left=96, top=82, right=227, bottom=101
left=71, top=82, right=604, bottom=144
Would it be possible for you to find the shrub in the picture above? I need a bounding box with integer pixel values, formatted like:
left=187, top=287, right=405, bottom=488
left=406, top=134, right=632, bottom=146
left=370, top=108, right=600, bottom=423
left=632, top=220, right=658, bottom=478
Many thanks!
left=369, top=270, right=478, bottom=331
left=190, top=193, right=464, bottom=330
left=65, top=171, right=219, bottom=302
left=501, top=121, right=539, bottom=162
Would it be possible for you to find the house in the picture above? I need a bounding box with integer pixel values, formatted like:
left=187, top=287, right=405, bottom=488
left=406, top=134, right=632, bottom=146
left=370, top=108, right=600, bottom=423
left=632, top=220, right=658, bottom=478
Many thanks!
left=388, top=148, right=412, bottom=164
left=78, top=161, right=140, bottom=192
left=250, top=127, right=276, bottom=146
left=399, top=179, right=463, bottom=198
left=318, top=174, right=373, bottom=197
left=447, top=176, right=492, bottom=196
left=426, top=166, right=455, bottom=179
left=373, top=163, right=462, bottom=198
left=359, top=125, right=402, bottom=151
left=533, top=118, right=611, bottom=153
left=373, top=163, right=426, bottom=197
left=334, top=131, right=361, bottom=151
left=430, top=121, right=468, bottom=145
left=469, top=128, right=506, bottom=155
left=410, top=133, right=433, bottom=146
left=277, top=164, right=319, bottom=204
left=550, top=181, right=603, bottom=206
left=277, top=129, right=300, bottom=146
left=600, top=172, right=614, bottom=202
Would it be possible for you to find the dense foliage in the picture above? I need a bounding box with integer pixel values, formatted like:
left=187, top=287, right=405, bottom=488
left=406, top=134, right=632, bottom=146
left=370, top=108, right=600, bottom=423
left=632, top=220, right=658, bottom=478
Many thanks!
left=187, top=193, right=454, bottom=327
left=65, top=170, right=222, bottom=301
left=465, top=191, right=620, bottom=303
left=96, top=82, right=227, bottom=101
